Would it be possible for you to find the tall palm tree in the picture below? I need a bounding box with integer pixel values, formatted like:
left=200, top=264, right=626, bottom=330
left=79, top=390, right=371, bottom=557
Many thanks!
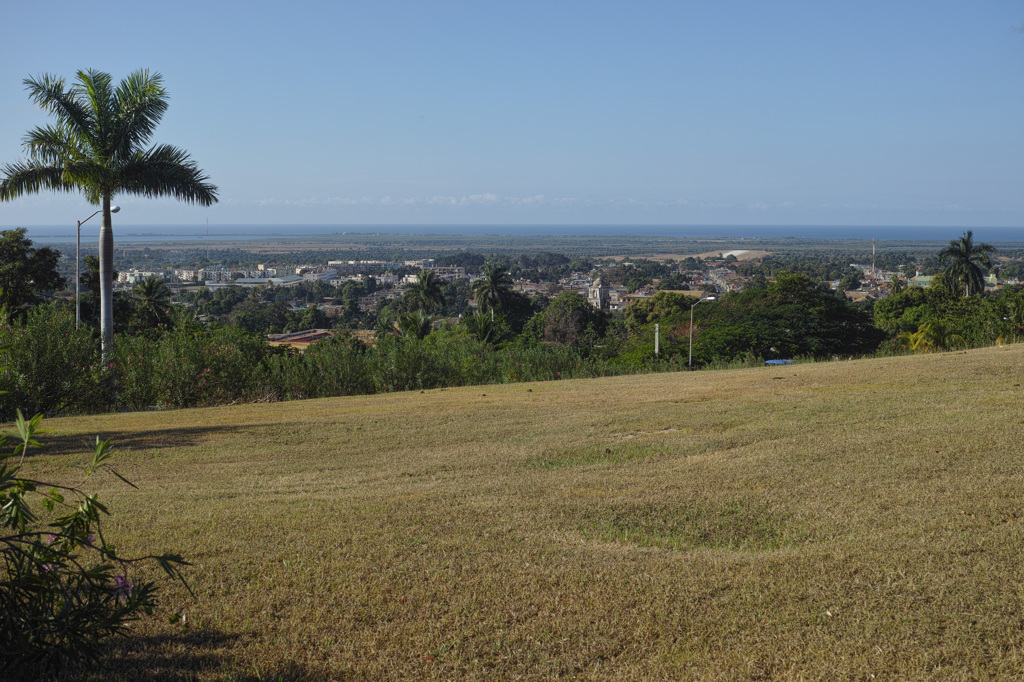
left=403, top=269, right=446, bottom=312
left=0, top=69, right=218, bottom=358
left=938, top=230, right=996, bottom=297
left=471, top=262, right=514, bottom=321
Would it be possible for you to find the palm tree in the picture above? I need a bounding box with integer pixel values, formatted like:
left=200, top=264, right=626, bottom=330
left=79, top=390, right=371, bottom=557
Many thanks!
left=471, top=263, right=514, bottom=321
left=0, top=69, right=217, bottom=358
left=461, top=310, right=498, bottom=344
left=403, top=270, right=446, bottom=312
left=132, top=275, right=172, bottom=329
left=398, top=310, right=433, bottom=340
left=900, top=319, right=966, bottom=353
left=937, top=230, right=996, bottom=297
left=888, top=275, right=905, bottom=297
left=999, top=297, right=1024, bottom=344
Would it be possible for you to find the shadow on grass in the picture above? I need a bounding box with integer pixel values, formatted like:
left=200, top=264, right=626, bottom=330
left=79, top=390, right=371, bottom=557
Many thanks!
left=68, top=628, right=317, bottom=681
left=36, top=423, right=270, bottom=458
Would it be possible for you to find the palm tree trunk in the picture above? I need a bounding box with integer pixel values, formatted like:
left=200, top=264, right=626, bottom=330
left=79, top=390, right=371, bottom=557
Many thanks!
left=99, top=195, right=114, bottom=361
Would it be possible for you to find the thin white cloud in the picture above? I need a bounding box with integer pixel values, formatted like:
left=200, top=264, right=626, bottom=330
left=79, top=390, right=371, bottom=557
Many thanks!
left=246, top=193, right=585, bottom=210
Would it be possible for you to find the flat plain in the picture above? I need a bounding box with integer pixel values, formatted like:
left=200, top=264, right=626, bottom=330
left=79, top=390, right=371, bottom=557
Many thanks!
left=30, top=344, right=1024, bottom=679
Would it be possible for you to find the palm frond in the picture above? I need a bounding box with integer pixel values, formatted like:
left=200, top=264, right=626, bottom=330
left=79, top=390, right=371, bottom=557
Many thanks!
left=117, top=144, right=218, bottom=206
left=0, top=161, right=79, bottom=200
left=23, top=74, right=94, bottom=144
left=62, top=159, right=115, bottom=190
left=74, top=70, right=115, bottom=155
left=23, top=125, right=88, bottom=165
left=110, top=70, right=168, bottom=160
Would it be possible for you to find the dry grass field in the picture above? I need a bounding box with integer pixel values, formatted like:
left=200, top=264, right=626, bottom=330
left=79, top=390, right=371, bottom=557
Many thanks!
left=28, top=345, right=1024, bottom=680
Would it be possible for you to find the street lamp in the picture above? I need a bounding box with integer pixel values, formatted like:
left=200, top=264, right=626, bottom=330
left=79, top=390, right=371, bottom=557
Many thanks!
left=688, top=295, right=716, bottom=370
left=76, top=205, right=119, bottom=328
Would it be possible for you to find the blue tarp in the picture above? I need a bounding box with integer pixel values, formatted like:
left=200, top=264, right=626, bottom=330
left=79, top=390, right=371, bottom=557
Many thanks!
left=765, top=359, right=794, bottom=365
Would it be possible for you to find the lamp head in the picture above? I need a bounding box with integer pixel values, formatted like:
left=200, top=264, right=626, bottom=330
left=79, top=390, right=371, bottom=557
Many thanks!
left=111, top=205, right=121, bottom=213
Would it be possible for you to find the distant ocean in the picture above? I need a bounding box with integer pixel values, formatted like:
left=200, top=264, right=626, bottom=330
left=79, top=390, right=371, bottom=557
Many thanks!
left=16, top=223, right=1024, bottom=244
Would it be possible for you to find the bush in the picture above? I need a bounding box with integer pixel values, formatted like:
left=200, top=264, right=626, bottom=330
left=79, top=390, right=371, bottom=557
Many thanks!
left=261, top=335, right=374, bottom=401
left=113, top=333, right=160, bottom=411
left=0, top=305, right=105, bottom=420
left=0, top=412, right=188, bottom=678
left=151, top=323, right=271, bottom=408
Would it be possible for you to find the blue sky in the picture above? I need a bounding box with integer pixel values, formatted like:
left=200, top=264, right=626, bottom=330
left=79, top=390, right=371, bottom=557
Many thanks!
left=1, top=1, right=1022, bottom=228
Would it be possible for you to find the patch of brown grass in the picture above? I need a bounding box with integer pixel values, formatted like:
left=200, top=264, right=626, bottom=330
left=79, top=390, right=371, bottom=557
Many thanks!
left=30, top=345, right=1024, bottom=679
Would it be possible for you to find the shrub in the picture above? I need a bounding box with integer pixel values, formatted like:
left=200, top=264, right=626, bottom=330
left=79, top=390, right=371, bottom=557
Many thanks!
left=261, top=335, right=374, bottom=401
left=113, top=333, right=160, bottom=412
left=0, top=412, right=189, bottom=678
left=153, top=323, right=270, bottom=408
left=0, top=305, right=105, bottom=420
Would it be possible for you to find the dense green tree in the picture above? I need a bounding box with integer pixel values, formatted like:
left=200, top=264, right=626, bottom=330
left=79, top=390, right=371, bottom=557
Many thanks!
left=624, top=291, right=699, bottom=328
left=690, top=273, right=884, bottom=364
left=0, top=228, right=65, bottom=312
left=655, top=272, right=690, bottom=290
left=228, top=298, right=290, bottom=334
left=938, top=230, right=995, bottom=297
left=438, top=278, right=472, bottom=318
left=1000, top=260, right=1024, bottom=282
left=434, top=252, right=486, bottom=269
left=524, top=292, right=608, bottom=347
left=0, top=69, right=218, bottom=358
left=288, top=305, right=330, bottom=332
left=534, top=252, right=570, bottom=267
left=837, top=271, right=862, bottom=294
left=201, top=287, right=249, bottom=318
left=874, top=283, right=997, bottom=348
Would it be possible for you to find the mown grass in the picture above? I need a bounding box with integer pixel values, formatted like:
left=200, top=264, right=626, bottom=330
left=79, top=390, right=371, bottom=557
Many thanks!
left=24, top=345, right=1024, bottom=679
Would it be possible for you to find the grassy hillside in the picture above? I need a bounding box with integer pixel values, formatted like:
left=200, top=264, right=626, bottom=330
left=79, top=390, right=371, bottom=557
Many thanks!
left=30, top=345, right=1024, bottom=679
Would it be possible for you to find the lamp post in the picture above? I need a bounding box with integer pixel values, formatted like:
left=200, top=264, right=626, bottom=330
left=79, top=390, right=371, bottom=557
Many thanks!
left=76, top=205, right=119, bottom=328
left=688, top=295, right=716, bottom=370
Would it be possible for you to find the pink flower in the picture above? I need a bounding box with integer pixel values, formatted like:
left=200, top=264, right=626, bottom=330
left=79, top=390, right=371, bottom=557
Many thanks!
left=112, top=573, right=133, bottom=600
